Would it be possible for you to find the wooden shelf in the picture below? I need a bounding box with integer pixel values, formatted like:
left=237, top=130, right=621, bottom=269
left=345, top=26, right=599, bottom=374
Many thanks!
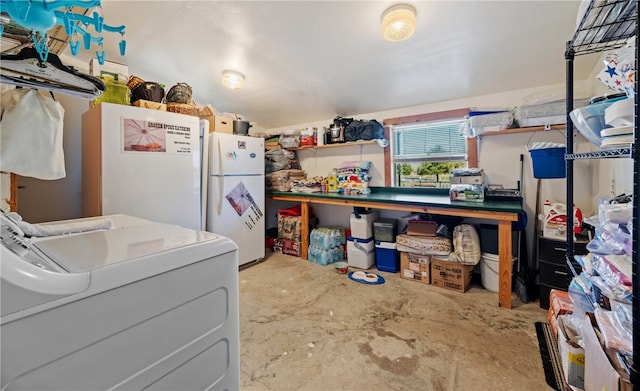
left=287, top=140, right=378, bottom=151
left=479, top=124, right=566, bottom=136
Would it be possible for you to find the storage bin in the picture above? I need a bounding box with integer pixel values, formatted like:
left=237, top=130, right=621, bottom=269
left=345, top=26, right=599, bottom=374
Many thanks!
left=529, top=147, right=566, bottom=179
left=375, top=241, right=399, bottom=273
left=347, top=236, right=375, bottom=269
left=569, top=95, right=626, bottom=147
left=280, top=129, right=301, bottom=148
left=480, top=253, right=515, bottom=293
left=373, top=218, right=397, bottom=242
left=349, top=210, right=379, bottom=239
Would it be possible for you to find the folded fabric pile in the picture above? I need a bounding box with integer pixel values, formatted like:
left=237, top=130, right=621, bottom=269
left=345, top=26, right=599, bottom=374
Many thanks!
left=336, top=161, right=372, bottom=195
left=265, top=169, right=306, bottom=191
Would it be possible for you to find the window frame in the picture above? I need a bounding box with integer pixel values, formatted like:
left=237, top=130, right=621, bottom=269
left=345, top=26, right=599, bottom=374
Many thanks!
left=382, top=108, right=478, bottom=187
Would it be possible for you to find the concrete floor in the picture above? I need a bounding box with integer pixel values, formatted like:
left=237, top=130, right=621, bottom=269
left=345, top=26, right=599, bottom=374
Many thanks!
left=239, top=252, right=551, bottom=391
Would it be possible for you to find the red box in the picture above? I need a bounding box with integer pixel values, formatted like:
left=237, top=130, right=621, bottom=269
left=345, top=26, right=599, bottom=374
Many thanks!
left=273, top=238, right=301, bottom=257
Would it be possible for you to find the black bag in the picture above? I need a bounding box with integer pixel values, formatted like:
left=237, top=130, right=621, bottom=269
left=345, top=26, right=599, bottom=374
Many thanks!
left=344, top=119, right=384, bottom=142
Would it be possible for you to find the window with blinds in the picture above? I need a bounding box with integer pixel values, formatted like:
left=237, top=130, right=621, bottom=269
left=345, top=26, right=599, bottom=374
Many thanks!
left=392, top=118, right=467, bottom=187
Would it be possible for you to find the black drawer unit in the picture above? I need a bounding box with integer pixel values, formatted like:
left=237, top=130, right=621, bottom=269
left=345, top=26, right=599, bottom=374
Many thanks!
left=538, top=237, right=587, bottom=309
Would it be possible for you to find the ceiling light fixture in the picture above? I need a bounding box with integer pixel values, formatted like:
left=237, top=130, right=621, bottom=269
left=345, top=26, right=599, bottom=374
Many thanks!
left=381, top=4, right=417, bottom=42
left=222, top=70, right=245, bottom=90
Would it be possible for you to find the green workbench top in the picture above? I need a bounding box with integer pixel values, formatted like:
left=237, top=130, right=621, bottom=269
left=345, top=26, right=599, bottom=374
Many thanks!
left=268, top=187, right=523, bottom=214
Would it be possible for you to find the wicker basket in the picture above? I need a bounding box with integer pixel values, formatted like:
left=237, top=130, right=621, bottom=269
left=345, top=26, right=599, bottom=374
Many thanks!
left=131, top=82, right=165, bottom=103
left=166, top=102, right=198, bottom=116
left=126, top=75, right=145, bottom=91
left=166, top=82, right=193, bottom=104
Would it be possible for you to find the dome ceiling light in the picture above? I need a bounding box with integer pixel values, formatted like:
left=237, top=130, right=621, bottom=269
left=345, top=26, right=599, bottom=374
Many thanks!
left=222, top=70, right=245, bottom=90
left=381, top=4, right=417, bottom=42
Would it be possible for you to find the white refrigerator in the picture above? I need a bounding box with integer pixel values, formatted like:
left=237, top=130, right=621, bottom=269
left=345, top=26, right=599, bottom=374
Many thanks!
left=207, top=133, right=265, bottom=266
left=82, top=103, right=209, bottom=231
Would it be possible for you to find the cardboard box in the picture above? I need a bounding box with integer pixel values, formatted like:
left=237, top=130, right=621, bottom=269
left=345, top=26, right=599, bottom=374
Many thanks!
left=198, top=104, right=215, bottom=132
left=132, top=100, right=167, bottom=110
left=273, top=238, right=301, bottom=257
left=400, top=252, right=431, bottom=284
left=582, top=313, right=632, bottom=391
left=214, top=116, right=234, bottom=134
left=430, top=257, right=474, bottom=293
left=407, top=220, right=436, bottom=236
left=89, top=58, right=129, bottom=83
left=557, top=315, right=585, bottom=390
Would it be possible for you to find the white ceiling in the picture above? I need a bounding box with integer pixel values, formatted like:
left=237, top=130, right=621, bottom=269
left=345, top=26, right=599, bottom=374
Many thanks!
left=60, top=0, right=599, bottom=129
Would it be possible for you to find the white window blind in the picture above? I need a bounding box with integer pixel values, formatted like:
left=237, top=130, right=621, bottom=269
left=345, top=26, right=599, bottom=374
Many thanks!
left=393, top=119, right=467, bottom=162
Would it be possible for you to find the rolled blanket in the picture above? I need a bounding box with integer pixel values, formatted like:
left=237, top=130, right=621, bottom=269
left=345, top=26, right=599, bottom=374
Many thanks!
left=396, top=234, right=452, bottom=256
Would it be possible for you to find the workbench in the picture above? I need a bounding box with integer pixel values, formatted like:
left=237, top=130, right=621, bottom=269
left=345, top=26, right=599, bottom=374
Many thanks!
left=268, top=187, right=523, bottom=309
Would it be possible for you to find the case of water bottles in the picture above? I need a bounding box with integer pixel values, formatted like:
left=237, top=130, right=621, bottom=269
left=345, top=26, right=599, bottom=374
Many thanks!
left=308, top=227, right=347, bottom=266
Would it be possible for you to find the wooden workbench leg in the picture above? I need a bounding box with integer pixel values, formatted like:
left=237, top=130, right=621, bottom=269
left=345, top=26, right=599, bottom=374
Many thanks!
left=300, top=202, right=309, bottom=260
left=498, top=220, right=513, bottom=309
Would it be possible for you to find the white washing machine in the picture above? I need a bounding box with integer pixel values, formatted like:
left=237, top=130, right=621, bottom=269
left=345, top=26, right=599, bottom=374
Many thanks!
left=1, top=213, right=240, bottom=390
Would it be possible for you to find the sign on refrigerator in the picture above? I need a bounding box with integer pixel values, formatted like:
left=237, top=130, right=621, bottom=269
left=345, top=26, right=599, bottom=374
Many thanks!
left=225, top=182, right=263, bottom=230
left=121, top=118, right=193, bottom=154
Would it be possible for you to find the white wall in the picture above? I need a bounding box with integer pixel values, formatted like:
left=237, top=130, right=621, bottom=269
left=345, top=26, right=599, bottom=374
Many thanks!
left=262, top=80, right=632, bottom=265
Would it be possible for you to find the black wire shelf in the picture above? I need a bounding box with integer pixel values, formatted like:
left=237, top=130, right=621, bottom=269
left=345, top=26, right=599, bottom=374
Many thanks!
left=568, top=0, right=636, bottom=56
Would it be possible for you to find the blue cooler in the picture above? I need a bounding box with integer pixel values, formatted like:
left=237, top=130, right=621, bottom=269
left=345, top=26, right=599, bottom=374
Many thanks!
left=375, top=241, right=399, bottom=273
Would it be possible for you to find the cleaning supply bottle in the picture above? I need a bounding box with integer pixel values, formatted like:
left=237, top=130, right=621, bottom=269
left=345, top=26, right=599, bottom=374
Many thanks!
left=573, top=204, right=583, bottom=234
left=327, top=169, right=338, bottom=192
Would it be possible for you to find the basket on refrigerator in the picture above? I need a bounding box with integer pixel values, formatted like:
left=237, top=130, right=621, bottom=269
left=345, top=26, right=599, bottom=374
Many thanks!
left=131, top=82, right=165, bottom=103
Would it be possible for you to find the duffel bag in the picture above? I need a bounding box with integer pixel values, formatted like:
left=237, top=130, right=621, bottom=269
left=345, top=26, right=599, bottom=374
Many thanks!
left=344, top=119, right=384, bottom=142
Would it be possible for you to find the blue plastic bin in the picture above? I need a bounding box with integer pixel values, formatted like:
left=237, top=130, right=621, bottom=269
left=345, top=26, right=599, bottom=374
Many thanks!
left=530, top=147, right=566, bottom=179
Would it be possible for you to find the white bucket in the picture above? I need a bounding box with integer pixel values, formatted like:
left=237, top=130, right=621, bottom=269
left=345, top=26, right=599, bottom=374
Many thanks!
left=480, top=253, right=515, bottom=293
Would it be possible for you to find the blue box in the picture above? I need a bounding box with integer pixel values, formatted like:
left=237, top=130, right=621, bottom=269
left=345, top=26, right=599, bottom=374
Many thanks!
left=530, top=147, right=566, bottom=179
left=375, top=241, right=399, bottom=273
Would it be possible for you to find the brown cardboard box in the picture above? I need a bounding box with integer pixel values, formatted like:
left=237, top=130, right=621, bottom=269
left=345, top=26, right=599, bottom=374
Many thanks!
left=400, top=252, right=430, bottom=284
left=582, top=313, right=632, bottom=391
left=197, top=104, right=215, bottom=132
left=214, top=116, right=234, bottom=134
left=132, top=100, right=166, bottom=110
left=273, top=238, right=301, bottom=257
left=407, top=220, right=437, bottom=236
left=430, top=257, right=474, bottom=292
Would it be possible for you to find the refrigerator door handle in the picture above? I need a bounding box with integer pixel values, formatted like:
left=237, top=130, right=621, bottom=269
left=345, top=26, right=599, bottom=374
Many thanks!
left=217, top=137, right=224, bottom=215
left=200, top=120, right=209, bottom=231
